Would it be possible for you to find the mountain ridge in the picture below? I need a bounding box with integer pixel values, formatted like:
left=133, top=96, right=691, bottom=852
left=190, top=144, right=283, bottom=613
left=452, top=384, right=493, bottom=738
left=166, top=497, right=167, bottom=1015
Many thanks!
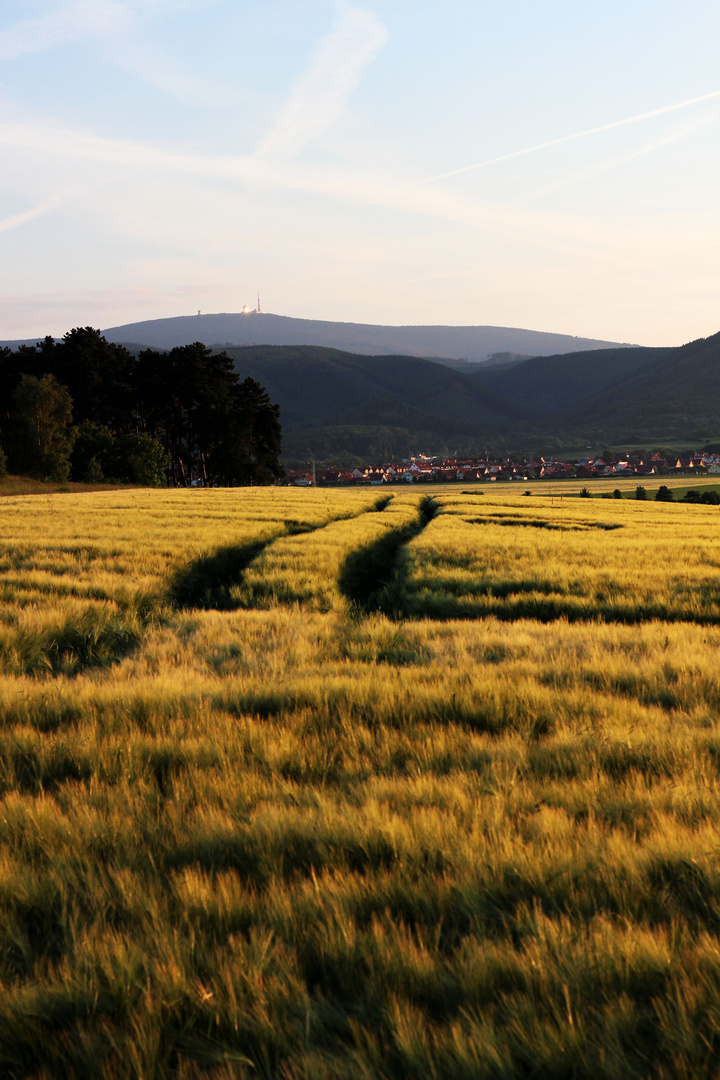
left=93, top=311, right=633, bottom=363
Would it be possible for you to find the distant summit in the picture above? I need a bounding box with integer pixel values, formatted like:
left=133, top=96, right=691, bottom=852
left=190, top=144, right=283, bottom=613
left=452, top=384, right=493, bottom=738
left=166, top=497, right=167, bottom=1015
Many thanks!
left=99, top=311, right=633, bottom=363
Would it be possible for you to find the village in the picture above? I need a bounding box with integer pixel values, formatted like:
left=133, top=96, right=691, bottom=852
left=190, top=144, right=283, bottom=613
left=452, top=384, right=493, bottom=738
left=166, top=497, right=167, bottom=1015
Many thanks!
left=282, top=450, right=720, bottom=486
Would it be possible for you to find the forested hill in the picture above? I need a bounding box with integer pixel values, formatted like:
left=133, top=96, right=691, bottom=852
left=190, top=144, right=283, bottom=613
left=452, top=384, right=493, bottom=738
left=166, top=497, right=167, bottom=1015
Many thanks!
left=97, top=311, right=629, bottom=364
left=225, top=334, right=720, bottom=460
left=472, top=345, right=660, bottom=417
left=568, top=332, right=720, bottom=440
left=471, top=331, right=720, bottom=442
left=223, top=345, right=516, bottom=461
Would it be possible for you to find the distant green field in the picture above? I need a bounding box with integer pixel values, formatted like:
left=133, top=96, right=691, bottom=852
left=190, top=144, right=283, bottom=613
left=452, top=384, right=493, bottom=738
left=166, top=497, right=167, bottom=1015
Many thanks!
left=2, top=487, right=720, bottom=1078
left=450, top=475, right=720, bottom=499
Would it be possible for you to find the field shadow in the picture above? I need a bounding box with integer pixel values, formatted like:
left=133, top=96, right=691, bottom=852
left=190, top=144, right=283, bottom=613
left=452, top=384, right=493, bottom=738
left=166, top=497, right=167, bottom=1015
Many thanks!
left=169, top=537, right=278, bottom=611
left=171, top=496, right=395, bottom=612
left=0, top=595, right=156, bottom=679
left=402, top=590, right=720, bottom=626
left=468, top=516, right=623, bottom=532
left=338, top=496, right=438, bottom=615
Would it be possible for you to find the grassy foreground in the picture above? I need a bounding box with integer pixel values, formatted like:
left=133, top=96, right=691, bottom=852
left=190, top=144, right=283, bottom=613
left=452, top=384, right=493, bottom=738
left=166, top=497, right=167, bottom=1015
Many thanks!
left=2, top=486, right=720, bottom=1077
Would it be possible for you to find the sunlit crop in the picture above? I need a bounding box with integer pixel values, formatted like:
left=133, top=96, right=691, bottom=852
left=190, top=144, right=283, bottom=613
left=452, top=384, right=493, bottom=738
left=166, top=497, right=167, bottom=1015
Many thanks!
left=1, top=483, right=720, bottom=1078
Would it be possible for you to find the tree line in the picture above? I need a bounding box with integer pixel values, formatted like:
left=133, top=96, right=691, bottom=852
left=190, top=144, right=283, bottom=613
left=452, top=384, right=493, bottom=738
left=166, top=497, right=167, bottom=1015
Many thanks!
left=0, top=328, right=283, bottom=486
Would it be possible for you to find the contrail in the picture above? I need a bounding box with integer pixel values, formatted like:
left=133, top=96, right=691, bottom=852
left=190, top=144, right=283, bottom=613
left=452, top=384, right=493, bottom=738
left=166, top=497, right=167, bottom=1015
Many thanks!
left=423, top=89, right=720, bottom=182
left=256, top=5, right=388, bottom=159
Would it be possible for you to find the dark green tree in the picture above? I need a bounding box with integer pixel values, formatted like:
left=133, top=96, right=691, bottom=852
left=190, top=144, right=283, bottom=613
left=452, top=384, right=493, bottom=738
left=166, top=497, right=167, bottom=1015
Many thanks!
left=70, top=420, right=116, bottom=482
left=210, top=376, right=283, bottom=485
left=635, top=485, right=647, bottom=500
left=70, top=421, right=168, bottom=486
left=53, top=328, right=136, bottom=431
left=9, top=374, right=75, bottom=481
left=0, top=333, right=282, bottom=487
left=0, top=331, right=135, bottom=433
left=113, top=433, right=167, bottom=486
left=655, top=485, right=674, bottom=502
left=135, top=344, right=282, bottom=485
left=135, top=342, right=236, bottom=485
left=84, top=456, right=104, bottom=484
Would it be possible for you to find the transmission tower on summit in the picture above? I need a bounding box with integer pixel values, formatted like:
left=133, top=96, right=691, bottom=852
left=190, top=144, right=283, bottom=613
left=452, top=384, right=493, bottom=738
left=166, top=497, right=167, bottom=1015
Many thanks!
left=257, top=293, right=261, bottom=314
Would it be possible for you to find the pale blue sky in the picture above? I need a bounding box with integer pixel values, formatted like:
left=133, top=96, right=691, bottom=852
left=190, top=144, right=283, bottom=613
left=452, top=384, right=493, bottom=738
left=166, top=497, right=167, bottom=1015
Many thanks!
left=1, top=0, right=718, bottom=344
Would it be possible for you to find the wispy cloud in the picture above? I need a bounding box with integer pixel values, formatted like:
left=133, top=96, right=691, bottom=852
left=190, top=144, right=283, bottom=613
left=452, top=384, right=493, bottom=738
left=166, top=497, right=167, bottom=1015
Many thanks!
left=0, top=78, right=716, bottom=272
left=0, top=1, right=132, bottom=61
left=255, top=4, right=388, bottom=159
left=0, top=113, right=696, bottom=260
left=0, top=115, right=535, bottom=236
left=423, top=89, right=720, bottom=182
left=0, top=199, right=57, bottom=234
left=114, top=40, right=249, bottom=108
left=0, top=0, right=218, bottom=62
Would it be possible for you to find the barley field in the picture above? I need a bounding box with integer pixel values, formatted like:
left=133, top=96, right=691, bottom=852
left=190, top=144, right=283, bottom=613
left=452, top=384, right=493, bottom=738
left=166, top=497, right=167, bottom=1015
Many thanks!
left=2, top=482, right=720, bottom=1078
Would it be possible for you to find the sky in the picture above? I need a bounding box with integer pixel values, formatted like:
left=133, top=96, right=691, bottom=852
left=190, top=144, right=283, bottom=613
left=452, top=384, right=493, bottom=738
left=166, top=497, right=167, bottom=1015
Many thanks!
left=0, top=0, right=718, bottom=345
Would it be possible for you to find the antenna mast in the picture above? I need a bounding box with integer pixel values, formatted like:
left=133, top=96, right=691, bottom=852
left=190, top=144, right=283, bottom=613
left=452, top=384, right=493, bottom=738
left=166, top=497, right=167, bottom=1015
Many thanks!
left=257, top=293, right=261, bottom=314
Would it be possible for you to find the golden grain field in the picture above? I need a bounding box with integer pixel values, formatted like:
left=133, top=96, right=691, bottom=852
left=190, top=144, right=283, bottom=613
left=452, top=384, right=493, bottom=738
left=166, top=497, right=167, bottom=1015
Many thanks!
left=1, top=482, right=720, bottom=1079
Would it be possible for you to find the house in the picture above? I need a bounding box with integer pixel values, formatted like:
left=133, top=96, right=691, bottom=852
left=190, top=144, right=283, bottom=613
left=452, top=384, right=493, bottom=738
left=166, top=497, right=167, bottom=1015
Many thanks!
left=362, top=468, right=385, bottom=482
